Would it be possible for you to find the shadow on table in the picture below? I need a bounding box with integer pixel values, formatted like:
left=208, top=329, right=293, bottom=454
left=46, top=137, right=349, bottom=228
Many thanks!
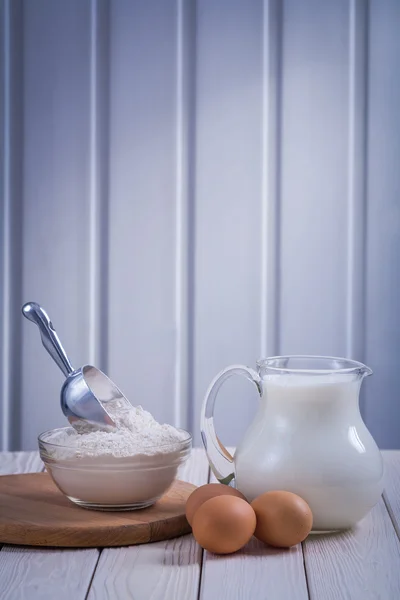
left=204, top=536, right=299, bottom=560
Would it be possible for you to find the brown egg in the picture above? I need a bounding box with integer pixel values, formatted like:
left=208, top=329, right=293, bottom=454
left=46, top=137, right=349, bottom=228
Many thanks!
left=192, top=495, right=256, bottom=554
left=251, top=491, right=313, bottom=548
left=185, top=483, right=247, bottom=525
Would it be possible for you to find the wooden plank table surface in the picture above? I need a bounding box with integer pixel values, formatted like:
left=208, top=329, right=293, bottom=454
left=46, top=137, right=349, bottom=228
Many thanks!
left=1, top=449, right=400, bottom=600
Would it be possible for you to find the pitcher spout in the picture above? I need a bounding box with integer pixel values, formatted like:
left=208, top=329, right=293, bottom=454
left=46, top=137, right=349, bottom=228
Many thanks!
left=360, top=364, right=373, bottom=378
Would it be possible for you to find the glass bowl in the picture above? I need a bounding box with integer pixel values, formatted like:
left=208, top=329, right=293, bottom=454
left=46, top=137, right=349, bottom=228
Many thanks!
left=38, top=427, right=192, bottom=511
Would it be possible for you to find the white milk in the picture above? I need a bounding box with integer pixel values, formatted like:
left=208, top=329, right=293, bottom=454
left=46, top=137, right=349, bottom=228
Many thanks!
left=234, top=374, right=384, bottom=530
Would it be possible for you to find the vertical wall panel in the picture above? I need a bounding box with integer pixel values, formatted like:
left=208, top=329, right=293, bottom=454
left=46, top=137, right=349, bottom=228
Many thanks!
left=88, top=0, right=109, bottom=372
left=261, top=0, right=282, bottom=360
left=193, top=0, right=264, bottom=445
left=345, top=0, right=368, bottom=365
left=1, top=0, right=399, bottom=450
left=174, top=0, right=195, bottom=430
left=21, top=0, right=93, bottom=449
left=0, top=0, right=23, bottom=450
left=107, top=0, right=180, bottom=426
left=365, top=0, right=400, bottom=448
left=279, top=0, right=350, bottom=355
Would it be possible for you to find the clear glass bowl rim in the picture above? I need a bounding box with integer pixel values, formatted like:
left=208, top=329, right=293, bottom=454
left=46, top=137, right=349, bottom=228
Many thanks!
left=38, top=426, right=192, bottom=451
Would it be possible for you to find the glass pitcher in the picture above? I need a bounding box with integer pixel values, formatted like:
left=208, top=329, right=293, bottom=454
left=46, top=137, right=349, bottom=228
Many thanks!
left=201, top=356, right=384, bottom=531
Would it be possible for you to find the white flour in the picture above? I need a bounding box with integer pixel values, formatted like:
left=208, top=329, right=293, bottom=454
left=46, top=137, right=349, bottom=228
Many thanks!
left=47, top=400, right=188, bottom=459
left=41, top=401, right=191, bottom=509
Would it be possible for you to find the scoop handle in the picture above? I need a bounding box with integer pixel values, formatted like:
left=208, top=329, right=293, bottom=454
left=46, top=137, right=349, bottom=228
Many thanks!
left=22, top=302, right=74, bottom=378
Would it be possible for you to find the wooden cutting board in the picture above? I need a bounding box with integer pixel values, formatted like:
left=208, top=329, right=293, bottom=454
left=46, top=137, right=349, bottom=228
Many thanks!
left=0, top=472, right=196, bottom=547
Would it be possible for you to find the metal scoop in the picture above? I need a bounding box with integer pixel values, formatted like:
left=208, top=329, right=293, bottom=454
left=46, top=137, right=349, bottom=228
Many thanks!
left=22, top=302, right=131, bottom=431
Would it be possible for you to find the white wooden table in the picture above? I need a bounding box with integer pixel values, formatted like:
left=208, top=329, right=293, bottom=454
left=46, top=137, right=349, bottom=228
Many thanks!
left=1, top=449, right=400, bottom=600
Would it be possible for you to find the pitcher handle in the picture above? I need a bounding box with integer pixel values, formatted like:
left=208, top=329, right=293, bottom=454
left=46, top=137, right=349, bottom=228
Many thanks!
left=200, top=365, right=263, bottom=485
